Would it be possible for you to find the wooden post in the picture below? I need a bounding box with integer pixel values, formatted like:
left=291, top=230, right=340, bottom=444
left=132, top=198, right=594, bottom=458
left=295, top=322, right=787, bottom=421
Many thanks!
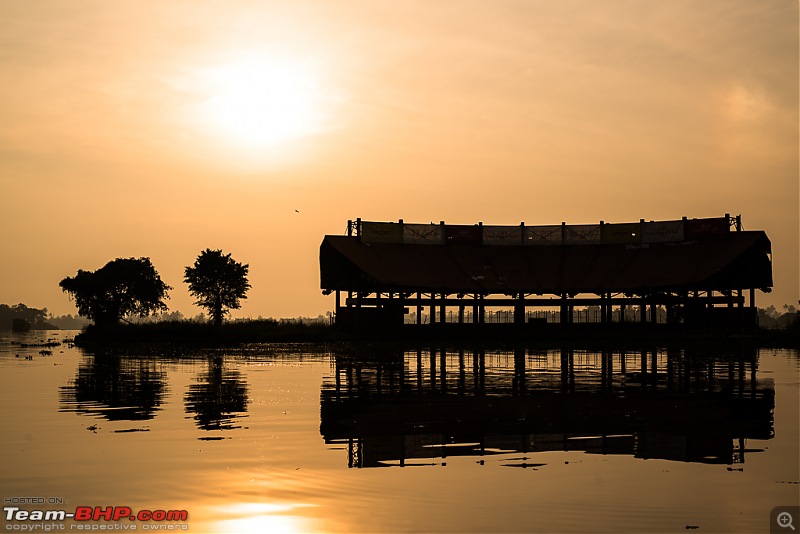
left=416, top=292, right=422, bottom=325
left=355, top=291, right=362, bottom=331
left=430, top=348, right=437, bottom=391
left=600, top=294, right=607, bottom=324
left=514, top=292, right=525, bottom=325
left=439, top=293, right=446, bottom=324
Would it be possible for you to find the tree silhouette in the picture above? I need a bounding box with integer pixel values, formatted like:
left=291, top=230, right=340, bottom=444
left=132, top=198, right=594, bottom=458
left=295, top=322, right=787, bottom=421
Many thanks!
left=184, top=249, right=250, bottom=326
left=59, top=258, right=171, bottom=326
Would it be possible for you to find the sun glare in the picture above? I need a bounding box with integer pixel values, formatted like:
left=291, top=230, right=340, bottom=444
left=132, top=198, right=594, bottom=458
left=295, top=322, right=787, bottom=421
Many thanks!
left=198, top=56, right=328, bottom=150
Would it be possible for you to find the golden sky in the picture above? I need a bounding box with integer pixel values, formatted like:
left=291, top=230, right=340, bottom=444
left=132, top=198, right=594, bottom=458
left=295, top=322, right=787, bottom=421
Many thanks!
left=1, top=1, right=797, bottom=318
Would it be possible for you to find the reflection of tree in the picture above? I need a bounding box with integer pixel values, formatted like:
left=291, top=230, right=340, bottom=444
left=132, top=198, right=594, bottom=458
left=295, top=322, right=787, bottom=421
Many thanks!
left=184, top=356, right=248, bottom=431
left=60, top=353, right=166, bottom=420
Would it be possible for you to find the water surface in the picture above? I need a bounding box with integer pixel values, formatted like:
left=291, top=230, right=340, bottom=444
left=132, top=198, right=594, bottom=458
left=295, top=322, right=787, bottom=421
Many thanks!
left=1, top=331, right=797, bottom=532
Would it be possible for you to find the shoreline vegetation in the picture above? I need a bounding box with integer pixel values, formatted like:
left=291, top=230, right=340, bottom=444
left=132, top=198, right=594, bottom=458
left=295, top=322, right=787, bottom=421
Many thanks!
left=63, top=319, right=800, bottom=352
left=3, top=302, right=798, bottom=351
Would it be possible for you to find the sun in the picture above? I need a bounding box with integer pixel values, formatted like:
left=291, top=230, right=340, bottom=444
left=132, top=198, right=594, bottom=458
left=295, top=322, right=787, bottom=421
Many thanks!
left=198, top=56, right=328, bottom=149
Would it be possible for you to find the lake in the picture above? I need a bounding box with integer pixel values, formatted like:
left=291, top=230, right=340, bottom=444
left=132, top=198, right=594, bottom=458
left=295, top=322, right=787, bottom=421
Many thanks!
left=1, top=331, right=798, bottom=533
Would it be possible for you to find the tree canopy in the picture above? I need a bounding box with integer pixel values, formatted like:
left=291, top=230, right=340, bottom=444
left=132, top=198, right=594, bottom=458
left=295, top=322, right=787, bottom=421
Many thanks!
left=0, top=303, right=49, bottom=330
left=59, top=257, right=171, bottom=326
left=184, top=249, right=250, bottom=326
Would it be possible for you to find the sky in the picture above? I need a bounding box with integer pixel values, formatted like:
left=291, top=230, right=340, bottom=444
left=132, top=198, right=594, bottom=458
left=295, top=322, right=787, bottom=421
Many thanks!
left=1, top=1, right=797, bottom=319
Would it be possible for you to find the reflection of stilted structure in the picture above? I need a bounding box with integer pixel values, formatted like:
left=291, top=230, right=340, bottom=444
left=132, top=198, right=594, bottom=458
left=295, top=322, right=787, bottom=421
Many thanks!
left=320, top=349, right=774, bottom=467
left=319, top=216, right=773, bottom=335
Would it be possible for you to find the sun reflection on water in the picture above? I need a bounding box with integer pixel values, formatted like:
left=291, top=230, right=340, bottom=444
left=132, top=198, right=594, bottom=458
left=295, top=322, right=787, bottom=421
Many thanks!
left=204, top=502, right=318, bottom=534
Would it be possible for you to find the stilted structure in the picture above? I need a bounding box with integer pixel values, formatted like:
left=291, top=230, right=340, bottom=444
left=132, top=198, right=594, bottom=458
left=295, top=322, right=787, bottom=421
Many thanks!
left=319, top=215, right=772, bottom=335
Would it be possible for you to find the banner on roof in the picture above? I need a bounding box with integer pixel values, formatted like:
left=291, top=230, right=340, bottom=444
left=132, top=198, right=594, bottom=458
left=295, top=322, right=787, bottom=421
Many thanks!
left=403, top=223, right=444, bottom=244
left=483, top=225, right=523, bottom=245
left=564, top=224, right=601, bottom=245
left=601, top=222, right=641, bottom=244
left=641, top=220, right=684, bottom=243
left=360, top=221, right=404, bottom=244
left=525, top=225, right=562, bottom=245
left=444, top=225, right=482, bottom=245
left=684, top=217, right=729, bottom=240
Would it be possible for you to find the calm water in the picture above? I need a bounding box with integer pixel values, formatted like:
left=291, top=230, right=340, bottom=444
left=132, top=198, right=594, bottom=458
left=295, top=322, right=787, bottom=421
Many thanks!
left=1, top=331, right=798, bottom=533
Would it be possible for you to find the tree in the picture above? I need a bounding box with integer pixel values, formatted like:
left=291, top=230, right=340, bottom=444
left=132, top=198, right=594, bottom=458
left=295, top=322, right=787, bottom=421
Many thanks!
left=184, top=249, right=250, bottom=326
left=0, top=303, right=49, bottom=330
left=59, top=258, right=171, bottom=326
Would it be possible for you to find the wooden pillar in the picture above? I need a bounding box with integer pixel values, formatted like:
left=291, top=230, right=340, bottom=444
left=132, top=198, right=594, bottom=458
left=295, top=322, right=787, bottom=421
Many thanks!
left=416, top=292, right=422, bottom=325
left=600, top=294, right=607, bottom=324
left=416, top=349, right=423, bottom=390
left=640, top=350, right=647, bottom=389
left=429, top=293, right=436, bottom=325
left=639, top=296, right=647, bottom=323
left=458, top=349, right=466, bottom=394
left=439, top=293, right=446, bottom=324
left=514, top=293, right=525, bottom=325
left=473, top=294, right=479, bottom=324
left=355, top=291, right=362, bottom=331
left=430, top=348, right=437, bottom=391
left=440, top=348, right=447, bottom=392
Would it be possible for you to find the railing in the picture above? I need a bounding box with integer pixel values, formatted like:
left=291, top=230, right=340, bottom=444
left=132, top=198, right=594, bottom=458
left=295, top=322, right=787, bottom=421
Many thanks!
left=351, top=214, right=741, bottom=246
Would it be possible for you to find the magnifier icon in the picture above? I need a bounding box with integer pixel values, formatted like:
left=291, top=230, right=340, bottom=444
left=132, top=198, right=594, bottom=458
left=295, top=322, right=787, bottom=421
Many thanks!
left=778, top=512, right=796, bottom=531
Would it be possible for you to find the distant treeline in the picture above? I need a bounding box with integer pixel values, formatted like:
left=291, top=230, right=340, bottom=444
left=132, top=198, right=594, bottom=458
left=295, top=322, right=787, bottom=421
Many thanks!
left=757, top=305, right=799, bottom=329
left=0, top=303, right=88, bottom=331
left=3, top=301, right=796, bottom=332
